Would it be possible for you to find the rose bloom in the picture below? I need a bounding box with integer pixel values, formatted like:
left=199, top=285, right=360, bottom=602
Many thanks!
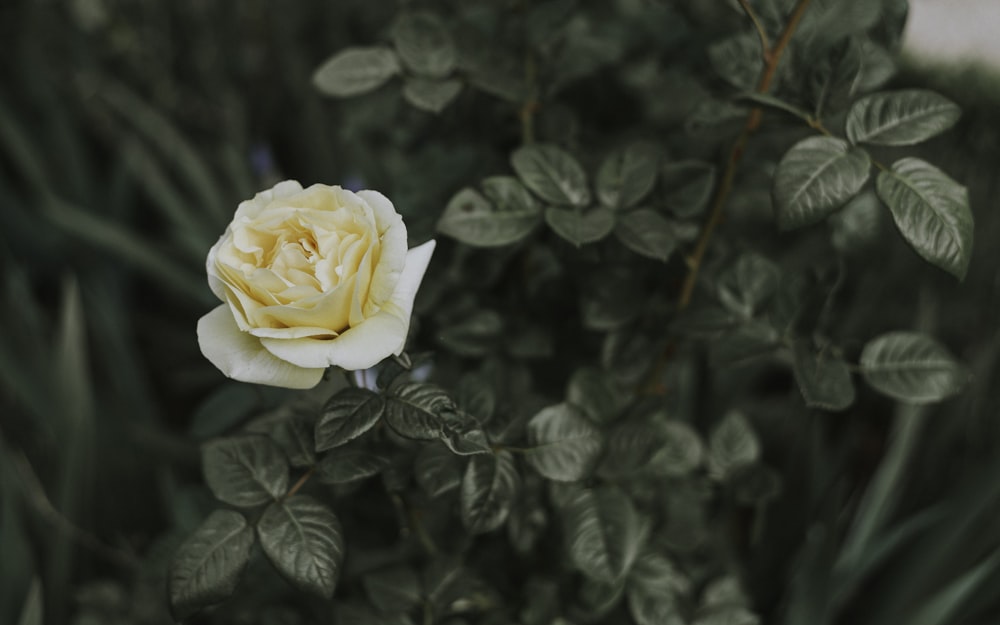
left=197, top=180, right=435, bottom=389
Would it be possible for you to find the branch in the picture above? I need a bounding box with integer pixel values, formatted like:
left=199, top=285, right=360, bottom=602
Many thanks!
left=677, top=0, right=813, bottom=309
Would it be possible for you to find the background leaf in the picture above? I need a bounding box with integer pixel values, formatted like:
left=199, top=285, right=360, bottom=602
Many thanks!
left=403, top=78, right=463, bottom=113
left=563, top=487, right=648, bottom=583
left=257, top=495, right=344, bottom=599
left=526, top=403, right=603, bottom=481
left=437, top=180, right=541, bottom=247
left=876, top=157, right=973, bottom=279
left=860, top=331, right=967, bottom=403
left=596, top=143, right=660, bottom=210
left=545, top=206, right=615, bottom=247
left=391, top=11, right=456, bottom=78
left=792, top=342, right=856, bottom=411
left=169, top=510, right=254, bottom=619
left=846, top=89, right=961, bottom=146
left=511, top=144, right=591, bottom=207
left=313, top=47, right=400, bottom=97
left=614, top=209, right=677, bottom=261
left=708, top=411, right=760, bottom=479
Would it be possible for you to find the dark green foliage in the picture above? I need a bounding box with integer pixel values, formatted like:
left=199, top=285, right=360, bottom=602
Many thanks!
left=6, top=0, right=1000, bottom=624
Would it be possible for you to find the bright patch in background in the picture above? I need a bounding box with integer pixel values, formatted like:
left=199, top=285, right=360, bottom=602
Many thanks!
left=903, top=0, right=1000, bottom=68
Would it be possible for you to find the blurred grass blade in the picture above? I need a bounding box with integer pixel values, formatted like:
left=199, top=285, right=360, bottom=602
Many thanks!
left=836, top=403, right=924, bottom=574
left=907, top=549, right=1000, bottom=625
left=15, top=578, right=42, bottom=625
left=41, top=197, right=212, bottom=306
left=93, top=77, right=228, bottom=225
left=48, top=278, right=94, bottom=625
left=118, top=139, right=214, bottom=259
left=832, top=504, right=946, bottom=606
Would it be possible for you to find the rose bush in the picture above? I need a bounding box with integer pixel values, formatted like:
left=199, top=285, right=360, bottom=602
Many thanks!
left=197, top=180, right=435, bottom=389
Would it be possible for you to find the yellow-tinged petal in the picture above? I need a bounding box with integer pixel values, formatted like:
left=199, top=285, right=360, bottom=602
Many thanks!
left=259, top=240, right=436, bottom=370
left=197, top=304, right=324, bottom=389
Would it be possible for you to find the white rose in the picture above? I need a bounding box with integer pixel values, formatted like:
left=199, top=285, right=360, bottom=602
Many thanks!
left=197, top=180, right=435, bottom=389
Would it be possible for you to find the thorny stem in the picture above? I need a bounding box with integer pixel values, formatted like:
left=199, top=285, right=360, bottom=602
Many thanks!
left=641, top=0, right=813, bottom=395
left=677, top=0, right=813, bottom=310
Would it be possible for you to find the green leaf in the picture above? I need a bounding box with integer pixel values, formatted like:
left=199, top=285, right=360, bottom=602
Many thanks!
left=362, top=565, right=423, bottom=613
left=456, top=372, right=497, bottom=423
left=564, top=487, right=648, bottom=583
left=566, top=367, right=626, bottom=424
left=403, top=78, right=462, bottom=113
left=614, top=209, right=677, bottom=261
left=716, top=252, right=780, bottom=317
left=596, top=143, right=660, bottom=210
left=526, top=403, right=604, bottom=481
left=648, top=421, right=704, bottom=477
left=736, top=92, right=813, bottom=122
left=545, top=206, right=615, bottom=247
left=317, top=450, right=390, bottom=484
left=708, top=33, right=763, bottom=91
left=437, top=179, right=541, bottom=247
left=384, top=383, right=457, bottom=440
left=628, top=588, right=684, bottom=625
left=599, top=420, right=662, bottom=477
left=16, top=579, right=42, bottom=625
left=313, top=47, right=400, bottom=97
left=860, top=332, right=967, bottom=403
left=708, top=411, right=760, bottom=479
left=662, top=160, right=717, bottom=218
left=391, top=11, right=456, bottom=78
left=257, top=495, right=344, bottom=599
left=628, top=552, right=690, bottom=598
left=169, top=510, right=255, bottom=618
left=846, top=89, right=961, bottom=146
left=439, top=417, right=492, bottom=456
left=437, top=309, right=503, bottom=356
left=792, top=342, right=855, bottom=411
left=511, top=143, right=591, bottom=207
left=415, top=443, right=463, bottom=497
left=315, top=388, right=386, bottom=452
left=202, top=435, right=289, bottom=507
left=773, top=136, right=871, bottom=230
left=265, top=413, right=317, bottom=469
left=876, top=158, right=973, bottom=279
left=460, top=450, right=520, bottom=534
left=692, top=607, right=761, bottom=625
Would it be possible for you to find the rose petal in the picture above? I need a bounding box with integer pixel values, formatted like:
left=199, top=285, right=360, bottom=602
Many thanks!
left=357, top=189, right=408, bottom=311
left=197, top=304, right=325, bottom=389
left=235, top=179, right=304, bottom=220
left=259, top=239, right=436, bottom=370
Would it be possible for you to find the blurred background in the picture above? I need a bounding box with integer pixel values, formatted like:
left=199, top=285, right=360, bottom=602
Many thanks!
left=3, top=0, right=1000, bottom=624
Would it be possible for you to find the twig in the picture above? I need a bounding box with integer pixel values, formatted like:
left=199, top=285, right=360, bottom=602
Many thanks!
left=285, top=466, right=316, bottom=499
left=677, top=0, right=813, bottom=309
left=640, top=0, right=814, bottom=395
left=737, top=0, right=771, bottom=56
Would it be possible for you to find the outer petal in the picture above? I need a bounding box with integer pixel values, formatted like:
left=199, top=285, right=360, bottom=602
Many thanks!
left=197, top=304, right=325, bottom=389
left=260, top=239, right=436, bottom=370
left=356, top=189, right=407, bottom=310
